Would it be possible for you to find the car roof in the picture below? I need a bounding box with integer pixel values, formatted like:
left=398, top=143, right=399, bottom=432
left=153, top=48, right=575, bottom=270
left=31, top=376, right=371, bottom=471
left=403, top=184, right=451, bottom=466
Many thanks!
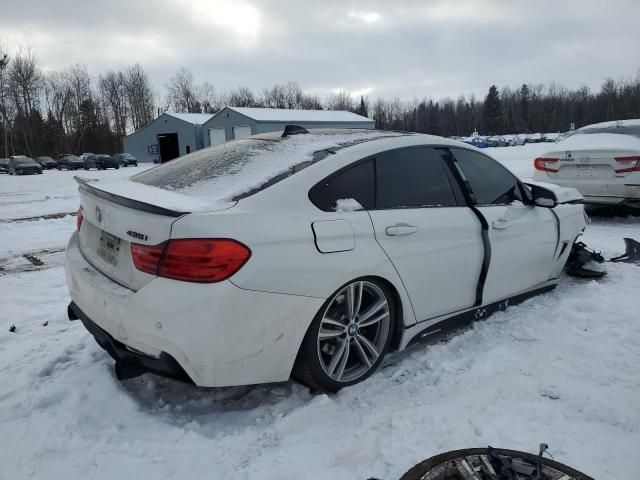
left=578, top=118, right=640, bottom=130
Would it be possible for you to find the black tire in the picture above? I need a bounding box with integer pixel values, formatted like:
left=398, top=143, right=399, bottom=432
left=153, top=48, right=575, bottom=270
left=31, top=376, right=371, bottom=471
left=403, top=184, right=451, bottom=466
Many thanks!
left=293, top=277, right=396, bottom=392
left=399, top=448, right=594, bottom=480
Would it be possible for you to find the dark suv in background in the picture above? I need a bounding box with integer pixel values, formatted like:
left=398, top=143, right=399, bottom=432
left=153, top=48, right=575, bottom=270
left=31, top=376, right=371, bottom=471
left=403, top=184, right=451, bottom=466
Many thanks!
left=115, top=153, right=138, bottom=167
left=57, top=154, right=84, bottom=170
left=0, top=158, right=8, bottom=173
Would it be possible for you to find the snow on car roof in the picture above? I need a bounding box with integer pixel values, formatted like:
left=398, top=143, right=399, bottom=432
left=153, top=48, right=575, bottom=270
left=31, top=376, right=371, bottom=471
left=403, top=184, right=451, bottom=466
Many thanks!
left=578, top=118, right=640, bottom=130
left=225, top=106, right=373, bottom=123
left=553, top=132, right=640, bottom=150
left=132, top=129, right=406, bottom=202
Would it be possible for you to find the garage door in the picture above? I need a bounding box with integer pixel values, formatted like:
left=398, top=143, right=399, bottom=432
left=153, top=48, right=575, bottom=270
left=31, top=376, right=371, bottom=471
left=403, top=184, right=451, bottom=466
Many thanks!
left=208, top=128, right=226, bottom=146
left=233, top=125, right=252, bottom=139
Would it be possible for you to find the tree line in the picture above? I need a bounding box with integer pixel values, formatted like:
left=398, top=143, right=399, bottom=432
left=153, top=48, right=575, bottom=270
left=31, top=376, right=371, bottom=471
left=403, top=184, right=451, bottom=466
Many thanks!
left=1, top=43, right=639, bottom=158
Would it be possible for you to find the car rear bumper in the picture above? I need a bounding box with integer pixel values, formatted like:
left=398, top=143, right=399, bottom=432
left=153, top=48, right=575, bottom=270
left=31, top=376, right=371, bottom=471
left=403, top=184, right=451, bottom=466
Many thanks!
left=64, top=232, right=324, bottom=387
left=68, top=301, right=193, bottom=383
left=531, top=174, right=640, bottom=205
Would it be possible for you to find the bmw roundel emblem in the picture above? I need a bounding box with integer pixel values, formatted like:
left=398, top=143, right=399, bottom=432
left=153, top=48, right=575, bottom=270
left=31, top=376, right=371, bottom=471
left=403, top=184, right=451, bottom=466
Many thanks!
left=95, top=206, right=103, bottom=223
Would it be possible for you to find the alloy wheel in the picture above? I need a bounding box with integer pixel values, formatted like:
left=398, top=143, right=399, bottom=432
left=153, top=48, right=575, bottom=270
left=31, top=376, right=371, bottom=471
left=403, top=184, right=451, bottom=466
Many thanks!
left=316, top=280, right=391, bottom=383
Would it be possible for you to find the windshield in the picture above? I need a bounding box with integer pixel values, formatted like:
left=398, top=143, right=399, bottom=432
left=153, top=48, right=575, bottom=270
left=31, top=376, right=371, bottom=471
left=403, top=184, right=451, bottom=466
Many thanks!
left=131, top=130, right=403, bottom=202
left=64, top=155, right=81, bottom=161
left=15, top=158, right=37, bottom=165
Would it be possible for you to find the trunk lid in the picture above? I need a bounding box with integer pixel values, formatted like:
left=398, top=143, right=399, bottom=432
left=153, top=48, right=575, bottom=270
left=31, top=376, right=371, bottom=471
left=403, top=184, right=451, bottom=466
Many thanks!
left=540, top=133, right=640, bottom=180
left=76, top=177, right=234, bottom=290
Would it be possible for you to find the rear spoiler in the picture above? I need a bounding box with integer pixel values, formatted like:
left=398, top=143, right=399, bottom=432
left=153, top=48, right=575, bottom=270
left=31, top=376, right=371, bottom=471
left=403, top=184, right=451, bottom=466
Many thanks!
left=75, top=176, right=187, bottom=217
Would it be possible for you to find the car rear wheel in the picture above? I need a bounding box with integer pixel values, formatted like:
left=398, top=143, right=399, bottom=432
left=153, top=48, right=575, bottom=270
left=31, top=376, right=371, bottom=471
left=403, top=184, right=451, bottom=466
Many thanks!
left=294, top=278, right=395, bottom=392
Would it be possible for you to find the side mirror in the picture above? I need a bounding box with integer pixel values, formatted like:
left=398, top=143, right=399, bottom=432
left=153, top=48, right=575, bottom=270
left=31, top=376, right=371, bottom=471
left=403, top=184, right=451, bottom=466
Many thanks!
left=528, top=184, right=558, bottom=208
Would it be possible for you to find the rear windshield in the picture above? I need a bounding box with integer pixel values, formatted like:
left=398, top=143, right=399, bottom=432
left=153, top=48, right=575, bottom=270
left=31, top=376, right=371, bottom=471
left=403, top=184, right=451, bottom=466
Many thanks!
left=575, top=125, right=640, bottom=139
left=15, top=158, right=37, bottom=165
left=131, top=130, right=402, bottom=202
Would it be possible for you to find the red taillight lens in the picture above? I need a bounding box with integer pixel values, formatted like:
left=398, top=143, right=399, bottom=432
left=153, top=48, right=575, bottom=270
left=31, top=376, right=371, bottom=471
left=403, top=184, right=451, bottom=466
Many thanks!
left=614, top=156, right=640, bottom=173
left=76, top=209, right=84, bottom=231
left=534, top=157, right=559, bottom=173
left=130, top=242, right=166, bottom=276
left=130, top=239, right=251, bottom=283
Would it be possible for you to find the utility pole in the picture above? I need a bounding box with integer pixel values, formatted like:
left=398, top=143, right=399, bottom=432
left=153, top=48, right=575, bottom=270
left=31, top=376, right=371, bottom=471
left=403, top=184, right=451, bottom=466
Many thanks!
left=0, top=49, right=8, bottom=160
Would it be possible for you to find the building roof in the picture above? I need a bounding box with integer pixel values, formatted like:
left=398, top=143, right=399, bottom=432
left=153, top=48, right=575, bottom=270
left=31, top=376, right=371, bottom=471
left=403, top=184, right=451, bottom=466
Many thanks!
left=222, top=107, right=373, bottom=123
left=165, top=112, right=215, bottom=124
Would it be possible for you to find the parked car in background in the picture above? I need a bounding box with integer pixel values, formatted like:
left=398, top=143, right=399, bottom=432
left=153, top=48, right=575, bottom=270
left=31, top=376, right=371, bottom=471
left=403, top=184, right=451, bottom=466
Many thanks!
left=57, top=154, right=85, bottom=170
left=35, top=156, right=57, bottom=169
left=0, top=158, right=9, bottom=173
left=463, top=136, right=489, bottom=148
left=8, top=156, right=43, bottom=175
left=66, top=128, right=587, bottom=392
left=82, top=153, right=98, bottom=170
left=116, top=153, right=138, bottom=167
left=533, top=119, right=640, bottom=208
left=95, top=155, right=120, bottom=170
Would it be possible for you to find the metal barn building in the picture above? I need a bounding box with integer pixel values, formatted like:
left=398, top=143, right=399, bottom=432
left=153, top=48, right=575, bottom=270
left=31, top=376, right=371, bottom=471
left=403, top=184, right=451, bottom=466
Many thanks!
left=123, top=112, right=214, bottom=163
left=201, top=107, right=375, bottom=147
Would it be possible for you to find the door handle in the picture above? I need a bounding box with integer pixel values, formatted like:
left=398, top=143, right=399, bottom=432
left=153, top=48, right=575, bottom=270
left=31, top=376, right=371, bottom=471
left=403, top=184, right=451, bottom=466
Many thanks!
left=385, top=223, right=418, bottom=236
left=491, top=219, right=511, bottom=230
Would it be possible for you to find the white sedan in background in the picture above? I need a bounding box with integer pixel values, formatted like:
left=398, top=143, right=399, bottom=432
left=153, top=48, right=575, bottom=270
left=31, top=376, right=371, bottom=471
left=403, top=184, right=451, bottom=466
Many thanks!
left=533, top=119, right=640, bottom=208
left=65, top=128, right=586, bottom=392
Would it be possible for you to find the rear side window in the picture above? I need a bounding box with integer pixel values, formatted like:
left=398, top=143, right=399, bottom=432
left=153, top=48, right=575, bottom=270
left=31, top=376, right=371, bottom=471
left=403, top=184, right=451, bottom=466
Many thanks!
left=309, top=160, right=375, bottom=211
left=450, top=148, right=523, bottom=205
left=376, top=147, right=460, bottom=208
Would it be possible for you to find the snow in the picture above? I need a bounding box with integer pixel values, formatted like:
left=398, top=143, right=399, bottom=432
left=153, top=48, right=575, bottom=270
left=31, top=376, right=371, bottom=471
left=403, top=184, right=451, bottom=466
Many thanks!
left=334, top=198, right=364, bottom=212
left=136, top=130, right=402, bottom=202
left=164, top=112, right=215, bottom=125
left=1, top=143, right=639, bottom=480
left=552, top=132, right=640, bottom=151
left=225, top=106, right=373, bottom=123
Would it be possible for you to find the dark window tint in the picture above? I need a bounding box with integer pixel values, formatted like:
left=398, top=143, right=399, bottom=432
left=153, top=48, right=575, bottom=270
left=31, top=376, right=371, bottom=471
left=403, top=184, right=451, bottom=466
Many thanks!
left=451, top=148, right=523, bottom=205
left=309, top=160, right=375, bottom=211
left=376, top=147, right=460, bottom=208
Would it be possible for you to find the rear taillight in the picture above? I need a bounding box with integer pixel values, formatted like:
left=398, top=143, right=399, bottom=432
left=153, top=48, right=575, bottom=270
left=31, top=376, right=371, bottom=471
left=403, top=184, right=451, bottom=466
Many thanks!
left=130, top=239, right=251, bottom=283
left=614, top=156, right=640, bottom=173
left=130, top=242, right=166, bottom=276
left=534, top=157, right=559, bottom=173
left=76, top=208, right=84, bottom=231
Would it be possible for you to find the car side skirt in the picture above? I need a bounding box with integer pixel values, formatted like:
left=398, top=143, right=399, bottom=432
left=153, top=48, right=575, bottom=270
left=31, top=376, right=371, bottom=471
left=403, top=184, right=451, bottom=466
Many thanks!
left=400, top=280, right=558, bottom=349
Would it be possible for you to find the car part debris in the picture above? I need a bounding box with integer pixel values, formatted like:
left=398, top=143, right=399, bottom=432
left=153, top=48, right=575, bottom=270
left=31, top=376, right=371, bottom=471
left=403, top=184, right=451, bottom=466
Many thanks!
left=9, top=324, right=16, bottom=333
left=610, top=237, right=640, bottom=264
left=398, top=445, right=594, bottom=480
left=566, top=241, right=607, bottom=278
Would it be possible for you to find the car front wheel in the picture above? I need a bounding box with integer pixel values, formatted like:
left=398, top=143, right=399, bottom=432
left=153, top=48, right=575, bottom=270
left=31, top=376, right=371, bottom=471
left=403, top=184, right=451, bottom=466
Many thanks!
left=294, top=278, right=395, bottom=392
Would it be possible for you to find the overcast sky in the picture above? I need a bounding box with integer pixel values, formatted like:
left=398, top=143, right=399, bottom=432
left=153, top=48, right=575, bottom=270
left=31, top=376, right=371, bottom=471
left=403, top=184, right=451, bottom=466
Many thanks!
left=1, top=0, right=639, bottom=101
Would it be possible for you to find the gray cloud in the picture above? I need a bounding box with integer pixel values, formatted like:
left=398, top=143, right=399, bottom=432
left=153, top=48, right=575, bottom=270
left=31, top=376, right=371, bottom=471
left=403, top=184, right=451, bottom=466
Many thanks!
left=1, top=0, right=639, bottom=100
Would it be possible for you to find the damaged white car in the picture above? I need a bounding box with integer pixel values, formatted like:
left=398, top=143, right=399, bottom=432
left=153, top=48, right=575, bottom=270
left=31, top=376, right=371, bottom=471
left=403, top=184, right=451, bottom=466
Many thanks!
left=65, top=127, right=588, bottom=391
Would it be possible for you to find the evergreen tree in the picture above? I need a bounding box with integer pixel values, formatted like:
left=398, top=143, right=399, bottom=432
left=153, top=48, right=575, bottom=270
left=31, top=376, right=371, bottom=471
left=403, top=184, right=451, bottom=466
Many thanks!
left=519, top=84, right=530, bottom=131
left=483, top=85, right=503, bottom=134
left=357, top=95, right=368, bottom=117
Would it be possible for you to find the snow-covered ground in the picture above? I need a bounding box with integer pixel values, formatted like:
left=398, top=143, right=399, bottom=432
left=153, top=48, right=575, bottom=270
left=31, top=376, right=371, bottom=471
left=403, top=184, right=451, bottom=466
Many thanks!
left=1, top=146, right=639, bottom=480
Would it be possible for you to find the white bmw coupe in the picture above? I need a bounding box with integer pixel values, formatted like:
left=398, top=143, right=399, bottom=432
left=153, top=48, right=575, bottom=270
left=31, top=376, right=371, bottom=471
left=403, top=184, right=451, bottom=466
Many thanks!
left=65, top=127, right=586, bottom=391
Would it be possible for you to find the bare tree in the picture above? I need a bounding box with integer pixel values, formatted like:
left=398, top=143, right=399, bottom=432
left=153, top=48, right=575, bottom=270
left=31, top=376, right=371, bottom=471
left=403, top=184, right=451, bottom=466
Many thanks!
left=99, top=70, right=128, bottom=137
left=124, top=64, right=154, bottom=130
left=0, top=44, right=10, bottom=158
left=227, top=86, right=257, bottom=107
left=325, top=90, right=354, bottom=111
left=166, top=67, right=201, bottom=113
